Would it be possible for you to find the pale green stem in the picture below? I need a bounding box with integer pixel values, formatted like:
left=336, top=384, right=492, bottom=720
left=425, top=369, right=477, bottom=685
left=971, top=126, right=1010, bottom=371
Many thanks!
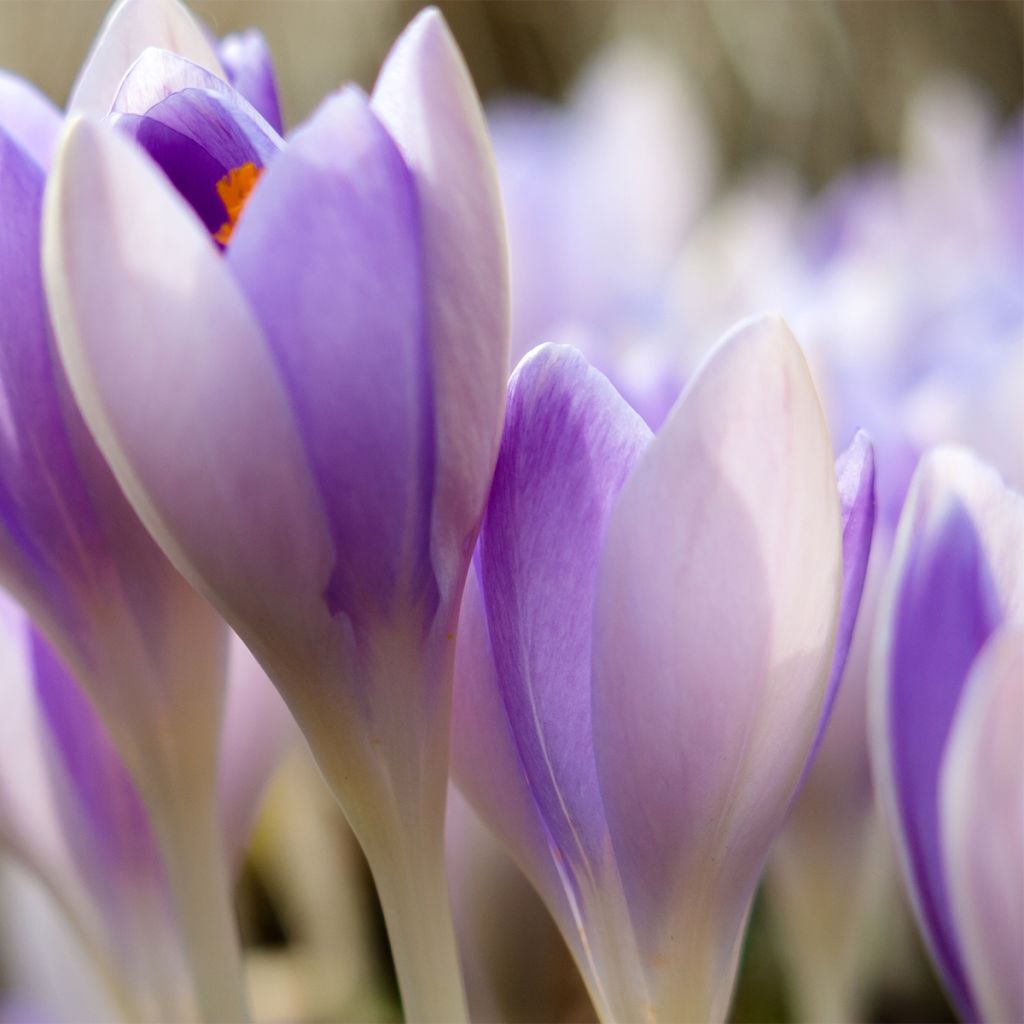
left=363, top=818, right=468, bottom=1024
left=292, top=607, right=468, bottom=1023
left=147, top=785, right=249, bottom=1023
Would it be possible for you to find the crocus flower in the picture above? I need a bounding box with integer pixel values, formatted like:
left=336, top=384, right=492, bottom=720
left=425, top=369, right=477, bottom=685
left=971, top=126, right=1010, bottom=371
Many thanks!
left=0, top=587, right=291, bottom=1022
left=870, top=446, right=1023, bottom=1023
left=0, top=1, right=290, bottom=1018
left=452, top=314, right=875, bottom=1022
left=761, top=82, right=1024, bottom=1019
left=43, top=7, right=508, bottom=1019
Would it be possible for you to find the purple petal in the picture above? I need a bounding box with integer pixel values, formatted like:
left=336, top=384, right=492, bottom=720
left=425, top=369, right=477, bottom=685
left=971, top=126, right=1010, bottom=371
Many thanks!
left=373, top=10, right=510, bottom=596
left=44, top=117, right=332, bottom=669
left=112, top=47, right=282, bottom=146
left=116, top=86, right=278, bottom=237
left=591, top=314, right=842, bottom=1015
left=0, top=72, right=61, bottom=170
left=68, top=0, right=222, bottom=116
left=0, top=591, right=189, bottom=1017
left=941, top=625, right=1024, bottom=1024
left=475, top=343, right=650, bottom=877
left=881, top=495, right=1000, bottom=1019
left=450, top=565, right=579, bottom=940
left=802, top=430, right=877, bottom=776
left=30, top=629, right=162, bottom=889
left=218, top=30, right=283, bottom=134
left=0, top=127, right=105, bottom=639
left=228, top=87, right=436, bottom=625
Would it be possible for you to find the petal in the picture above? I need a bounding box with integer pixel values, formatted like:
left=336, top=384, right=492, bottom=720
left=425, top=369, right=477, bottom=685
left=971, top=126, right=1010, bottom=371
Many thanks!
left=591, top=314, right=842, bottom=1016
left=0, top=591, right=189, bottom=1020
left=228, top=87, right=434, bottom=625
left=474, top=344, right=650, bottom=874
left=941, top=625, right=1024, bottom=1024
left=31, top=630, right=160, bottom=886
left=116, top=85, right=279, bottom=236
left=918, top=446, right=1024, bottom=619
left=7, top=119, right=231, bottom=819
left=0, top=592, right=75, bottom=901
left=68, top=0, right=222, bottom=116
left=372, top=10, right=510, bottom=593
left=871, top=449, right=1015, bottom=1019
left=0, top=71, right=61, bottom=169
left=218, top=633, right=296, bottom=867
left=0, top=126, right=105, bottom=641
left=217, top=30, right=284, bottom=134
left=111, top=48, right=283, bottom=149
left=450, top=564, right=578, bottom=942
left=43, top=117, right=333, bottom=667
left=803, top=429, right=877, bottom=773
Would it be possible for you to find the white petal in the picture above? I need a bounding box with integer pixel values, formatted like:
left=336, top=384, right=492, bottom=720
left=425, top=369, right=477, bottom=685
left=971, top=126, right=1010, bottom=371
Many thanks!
left=68, top=0, right=222, bottom=116
left=43, top=117, right=334, bottom=667
left=591, top=313, right=842, bottom=1018
left=372, top=10, right=509, bottom=594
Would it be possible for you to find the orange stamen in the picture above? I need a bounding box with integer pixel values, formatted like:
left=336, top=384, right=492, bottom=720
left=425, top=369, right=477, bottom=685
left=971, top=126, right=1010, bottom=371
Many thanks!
left=213, top=162, right=262, bottom=245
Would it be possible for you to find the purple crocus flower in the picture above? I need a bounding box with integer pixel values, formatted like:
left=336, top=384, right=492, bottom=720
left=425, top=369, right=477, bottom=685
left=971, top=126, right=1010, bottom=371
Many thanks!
left=0, top=1, right=291, bottom=1018
left=452, top=314, right=875, bottom=1022
left=870, top=446, right=1023, bottom=1023
left=43, top=9, right=508, bottom=1019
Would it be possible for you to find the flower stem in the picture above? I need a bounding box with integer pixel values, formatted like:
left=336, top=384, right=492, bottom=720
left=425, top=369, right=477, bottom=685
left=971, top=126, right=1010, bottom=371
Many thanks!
left=149, top=786, right=249, bottom=1023
left=296, top=615, right=469, bottom=1023
left=364, top=819, right=468, bottom=1023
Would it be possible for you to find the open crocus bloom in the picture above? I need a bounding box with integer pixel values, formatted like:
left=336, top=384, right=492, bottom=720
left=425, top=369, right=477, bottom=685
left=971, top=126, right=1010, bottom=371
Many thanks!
left=871, top=447, right=1024, bottom=1023
left=452, top=314, right=875, bottom=1022
left=44, top=8, right=507, bottom=1019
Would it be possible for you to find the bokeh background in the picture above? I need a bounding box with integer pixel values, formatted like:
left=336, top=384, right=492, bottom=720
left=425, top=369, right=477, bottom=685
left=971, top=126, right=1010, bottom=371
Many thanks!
left=0, top=2, right=1020, bottom=1022
left=1, top=1, right=1022, bottom=188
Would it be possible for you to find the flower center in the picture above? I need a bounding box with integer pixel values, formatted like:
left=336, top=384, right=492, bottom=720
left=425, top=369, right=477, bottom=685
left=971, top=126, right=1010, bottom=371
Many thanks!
left=213, top=162, right=263, bottom=245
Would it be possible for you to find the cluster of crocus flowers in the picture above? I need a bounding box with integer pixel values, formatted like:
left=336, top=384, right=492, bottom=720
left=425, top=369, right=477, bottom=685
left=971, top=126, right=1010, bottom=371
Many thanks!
left=488, top=43, right=1023, bottom=1023
left=1, top=0, right=1019, bottom=1021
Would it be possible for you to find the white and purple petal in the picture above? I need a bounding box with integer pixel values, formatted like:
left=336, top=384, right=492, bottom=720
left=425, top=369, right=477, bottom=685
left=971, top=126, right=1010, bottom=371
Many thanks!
left=373, top=10, right=510, bottom=593
left=228, top=87, right=435, bottom=625
left=872, top=447, right=1024, bottom=1019
left=592, top=314, right=842, bottom=1017
left=475, top=343, right=650, bottom=878
left=0, top=126, right=104, bottom=642
left=803, top=429, right=877, bottom=770
left=68, top=0, right=222, bottom=116
left=0, top=72, right=61, bottom=170
left=44, top=116, right=333, bottom=669
left=940, top=625, right=1024, bottom=1024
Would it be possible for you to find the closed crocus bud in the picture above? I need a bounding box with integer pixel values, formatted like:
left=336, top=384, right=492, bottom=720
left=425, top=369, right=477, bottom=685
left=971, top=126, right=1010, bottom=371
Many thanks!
left=871, top=447, right=1024, bottom=1023
left=44, top=9, right=507, bottom=1020
left=452, top=314, right=875, bottom=1022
